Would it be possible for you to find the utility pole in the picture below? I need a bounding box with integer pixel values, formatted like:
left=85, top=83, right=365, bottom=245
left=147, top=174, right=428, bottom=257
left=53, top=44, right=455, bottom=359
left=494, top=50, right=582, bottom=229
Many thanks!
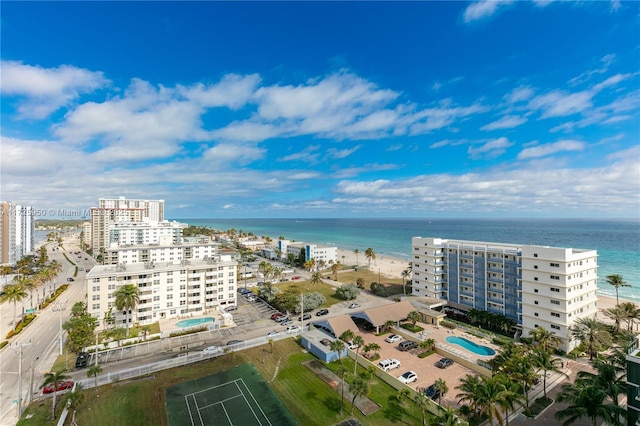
left=9, top=341, right=32, bottom=419
left=53, top=300, right=67, bottom=355
left=28, top=357, right=39, bottom=404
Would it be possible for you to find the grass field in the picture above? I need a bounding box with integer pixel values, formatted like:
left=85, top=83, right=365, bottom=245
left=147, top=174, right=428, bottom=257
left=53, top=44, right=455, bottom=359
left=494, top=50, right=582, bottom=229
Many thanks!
left=18, top=338, right=428, bottom=426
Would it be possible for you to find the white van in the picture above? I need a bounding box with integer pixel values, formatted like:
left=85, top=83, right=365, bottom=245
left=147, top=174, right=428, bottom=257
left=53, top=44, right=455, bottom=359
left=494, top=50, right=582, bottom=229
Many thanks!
left=378, top=358, right=401, bottom=372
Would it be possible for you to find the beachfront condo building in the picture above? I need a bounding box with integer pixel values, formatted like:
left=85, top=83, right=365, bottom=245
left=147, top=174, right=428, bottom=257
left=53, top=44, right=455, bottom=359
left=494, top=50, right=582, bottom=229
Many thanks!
left=626, top=335, right=640, bottom=426
left=104, top=241, right=221, bottom=265
left=411, top=237, right=599, bottom=352
left=277, top=240, right=338, bottom=265
left=108, top=219, right=187, bottom=247
left=85, top=255, right=238, bottom=329
left=89, top=197, right=165, bottom=254
left=0, top=201, right=35, bottom=265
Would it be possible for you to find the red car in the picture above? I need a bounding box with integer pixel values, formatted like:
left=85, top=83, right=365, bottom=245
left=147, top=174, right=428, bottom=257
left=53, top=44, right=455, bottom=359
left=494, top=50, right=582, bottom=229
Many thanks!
left=43, top=380, right=74, bottom=394
left=292, top=276, right=301, bottom=280
left=270, top=312, right=284, bottom=320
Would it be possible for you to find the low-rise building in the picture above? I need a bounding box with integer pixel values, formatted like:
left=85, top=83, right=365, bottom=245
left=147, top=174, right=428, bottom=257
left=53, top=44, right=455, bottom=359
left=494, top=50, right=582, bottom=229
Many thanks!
left=86, top=256, right=237, bottom=329
left=104, top=241, right=221, bottom=265
left=278, top=240, right=337, bottom=265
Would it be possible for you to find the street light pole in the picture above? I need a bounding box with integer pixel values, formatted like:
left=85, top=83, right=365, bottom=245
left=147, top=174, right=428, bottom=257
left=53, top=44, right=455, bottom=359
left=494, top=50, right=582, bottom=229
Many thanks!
left=28, top=357, right=39, bottom=404
left=9, top=341, right=32, bottom=419
left=53, top=300, right=66, bottom=356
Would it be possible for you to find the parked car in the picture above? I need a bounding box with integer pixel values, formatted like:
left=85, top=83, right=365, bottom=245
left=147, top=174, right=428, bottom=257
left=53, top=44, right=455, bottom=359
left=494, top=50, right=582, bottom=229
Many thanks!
left=286, top=325, right=300, bottom=333
left=398, top=371, right=418, bottom=384
left=280, top=319, right=293, bottom=326
left=385, top=334, right=402, bottom=343
left=348, top=303, right=361, bottom=309
left=378, top=358, right=401, bottom=372
left=224, top=305, right=238, bottom=312
left=347, top=341, right=360, bottom=350
left=316, top=309, right=329, bottom=316
left=398, top=340, right=418, bottom=351
left=266, top=331, right=279, bottom=338
left=424, top=384, right=442, bottom=400
left=298, top=313, right=311, bottom=321
left=66, top=278, right=74, bottom=282
left=203, top=346, right=222, bottom=355
left=275, top=316, right=289, bottom=323
left=435, top=357, right=454, bottom=369
left=43, top=380, right=74, bottom=394
left=271, top=312, right=284, bottom=320
left=245, top=295, right=256, bottom=302
left=292, top=276, right=301, bottom=280
left=75, top=352, right=89, bottom=368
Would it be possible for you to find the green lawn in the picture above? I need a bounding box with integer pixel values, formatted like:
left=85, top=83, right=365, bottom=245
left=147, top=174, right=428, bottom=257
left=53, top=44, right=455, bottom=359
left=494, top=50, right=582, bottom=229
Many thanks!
left=279, top=281, right=344, bottom=308
left=18, top=338, right=430, bottom=426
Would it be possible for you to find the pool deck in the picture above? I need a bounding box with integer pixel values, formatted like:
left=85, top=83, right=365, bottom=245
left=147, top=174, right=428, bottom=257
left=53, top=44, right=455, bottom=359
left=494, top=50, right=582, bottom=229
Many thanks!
left=158, top=311, right=225, bottom=333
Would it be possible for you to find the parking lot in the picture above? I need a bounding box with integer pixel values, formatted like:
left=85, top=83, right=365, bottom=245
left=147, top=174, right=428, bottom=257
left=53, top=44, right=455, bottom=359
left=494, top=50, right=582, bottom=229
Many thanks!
left=349, top=325, right=479, bottom=407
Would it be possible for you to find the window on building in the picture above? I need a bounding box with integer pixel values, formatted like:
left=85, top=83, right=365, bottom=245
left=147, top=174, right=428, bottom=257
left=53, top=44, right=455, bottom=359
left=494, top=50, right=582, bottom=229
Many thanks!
left=550, top=275, right=560, bottom=280
left=92, top=303, right=100, bottom=310
left=551, top=312, right=560, bottom=317
left=550, top=287, right=560, bottom=292
left=550, top=263, right=560, bottom=267
left=551, top=300, right=560, bottom=305
left=550, top=324, right=560, bottom=330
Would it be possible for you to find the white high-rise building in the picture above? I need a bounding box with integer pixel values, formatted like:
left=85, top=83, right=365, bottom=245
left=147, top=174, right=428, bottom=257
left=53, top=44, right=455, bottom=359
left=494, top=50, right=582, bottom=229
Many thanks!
left=86, top=255, right=238, bottom=328
left=90, top=197, right=165, bottom=254
left=108, top=220, right=187, bottom=247
left=0, top=202, right=34, bottom=265
left=411, top=237, right=599, bottom=352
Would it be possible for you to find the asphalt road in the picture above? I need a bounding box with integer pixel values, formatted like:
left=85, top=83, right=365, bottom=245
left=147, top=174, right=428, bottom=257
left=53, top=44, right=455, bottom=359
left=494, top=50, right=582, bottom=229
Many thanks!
left=0, top=234, right=94, bottom=426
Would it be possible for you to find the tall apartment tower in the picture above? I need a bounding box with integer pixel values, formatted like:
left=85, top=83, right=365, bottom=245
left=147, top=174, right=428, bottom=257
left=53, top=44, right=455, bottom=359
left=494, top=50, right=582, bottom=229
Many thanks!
left=90, top=197, right=165, bottom=254
left=626, top=336, right=640, bottom=426
left=0, top=202, right=35, bottom=265
left=411, top=237, right=599, bottom=352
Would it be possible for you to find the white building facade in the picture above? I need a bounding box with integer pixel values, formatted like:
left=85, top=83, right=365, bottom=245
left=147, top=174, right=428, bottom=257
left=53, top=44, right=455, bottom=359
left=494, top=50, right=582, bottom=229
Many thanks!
left=278, top=240, right=338, bottom=265
left=109, top=220, right=187, bottom=247
left=411, top=237, right=599, bottom=352
left=0, top=202, right=34, bottom=265
left=86, top=256, right=238, bottom=329
left=105, top=242, right=222, bottom=265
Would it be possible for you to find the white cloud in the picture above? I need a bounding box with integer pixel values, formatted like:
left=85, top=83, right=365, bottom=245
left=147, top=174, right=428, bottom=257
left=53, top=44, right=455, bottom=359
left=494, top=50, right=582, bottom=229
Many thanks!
left=0, top=60, right=110, bottom=119
left=504, top=86, right=534, bottom=103
left=327, top=145, right=361, bottom=160
left=463, top=0, right=513, bottom=23
left=528, top=90, right=593, bottom=118
left=481, top=115, right=527, bottom=131
left=517, top=140, right=585, bottom=159
left=467, top=137, right=513, bottom=159
left=279, top=145, right=322, bottom=163
left=180, top=73, right=261, bottom=109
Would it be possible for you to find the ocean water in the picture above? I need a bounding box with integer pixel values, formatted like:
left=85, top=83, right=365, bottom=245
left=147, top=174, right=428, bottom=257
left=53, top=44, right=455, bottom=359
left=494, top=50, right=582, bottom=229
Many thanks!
left=179, top=218, right=640, bottom=302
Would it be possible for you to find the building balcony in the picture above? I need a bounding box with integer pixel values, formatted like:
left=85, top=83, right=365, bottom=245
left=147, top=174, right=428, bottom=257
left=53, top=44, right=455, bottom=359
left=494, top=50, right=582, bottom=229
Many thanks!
left=488, top=276, right=504, bottom=284
left=488, top=296, right=505, bottom=305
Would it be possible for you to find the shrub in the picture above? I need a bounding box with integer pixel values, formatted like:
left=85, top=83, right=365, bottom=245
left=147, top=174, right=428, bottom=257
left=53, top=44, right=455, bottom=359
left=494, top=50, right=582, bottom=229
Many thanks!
left=440, top=321, right=456, bottom=329
left=0, top=341, right=8, bottom=349
left=370, top=282, right=388, bottom=297
left=418, top=350, right=435, bottom=359
left=400, top=323, right=424, bottom=333
left=335, top=284, right=360, bottom=300
left=301, top=292, right=326, bottom=311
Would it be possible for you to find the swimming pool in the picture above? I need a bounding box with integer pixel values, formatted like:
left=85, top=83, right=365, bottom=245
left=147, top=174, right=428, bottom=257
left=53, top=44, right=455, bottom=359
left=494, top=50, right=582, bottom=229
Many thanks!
left=176, top=317, right=215, bottom=328
left=446, top=336, right=496, bottom=356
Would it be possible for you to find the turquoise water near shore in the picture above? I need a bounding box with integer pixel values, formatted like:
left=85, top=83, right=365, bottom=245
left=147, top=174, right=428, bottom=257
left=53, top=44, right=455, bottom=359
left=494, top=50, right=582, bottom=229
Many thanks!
left=179, top=218, right=640, bottom=302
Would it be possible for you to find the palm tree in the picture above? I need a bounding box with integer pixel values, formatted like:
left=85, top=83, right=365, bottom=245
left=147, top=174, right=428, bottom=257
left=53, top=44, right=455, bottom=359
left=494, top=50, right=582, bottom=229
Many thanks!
left=457, top=375, right=506, bottom=426
left=331, top=263, right=340, bottom=280
left=414, top=392, right=432, bottom=426
left=141, top=325, right=151, bottom=341
left=330, top=339, right=346, bottom=366
left=363, top=342, right=381, bottom=360
left=603, top=305, right=626, bottom=333
left=353, top=249, right=360, bottom=265
left=503, top=351, right=538, bottom=409
left=529, top=326, right=561, bottom=352
left=493, top=373, right=525, bottom=426
left=433, top=377, right=448, bottom=407
left=578, top=357, right=626, bottom=407
left=349, top=375, right=370, bottom=415
left=340, top=330, right=355, bottom=344
left=364, top=248, right=376, bottom=269
left=407, top=311, right=421, bottom=327
left=352, top=335, right=364, bottom=375
left=384, top=319, right=396, bottom=333
left=310, top=271, right=322, bottom=291
left=1, top=283, right=28, bottom=325
left=606, top=274, right=630, bottom=306
left=15, top=275, right=35, bottom=309
left=570, top=317, right=611, bottom=360
left=336, top=363, right=348, bottom=413
left=532, top=348, right=565, bottom=399
left=114, top=284, right=140, bottom=337
left=42, top=369, right=70, bottom=420
left=555, top=378, right=626, bottom=426
left=401, top=264, right=412, bottom=296
left=63, top=387, right=84, bottom=415
left=87, top=365, right=102, bottom=389
left=428, top=406, right=463, bottom=426
left=109, top=327, right=127, bottom=347
left=620, top=301, right=640, bottom=331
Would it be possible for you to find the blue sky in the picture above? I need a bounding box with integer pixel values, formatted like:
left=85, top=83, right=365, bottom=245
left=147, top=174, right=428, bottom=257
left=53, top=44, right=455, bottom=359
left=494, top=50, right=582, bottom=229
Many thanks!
left=1, top=1, right=638, bottom=219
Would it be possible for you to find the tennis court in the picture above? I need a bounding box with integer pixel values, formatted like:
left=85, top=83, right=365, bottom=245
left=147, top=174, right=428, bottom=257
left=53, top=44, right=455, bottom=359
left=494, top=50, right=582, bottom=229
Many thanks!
left=166, top=363, right=298, bottom=426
